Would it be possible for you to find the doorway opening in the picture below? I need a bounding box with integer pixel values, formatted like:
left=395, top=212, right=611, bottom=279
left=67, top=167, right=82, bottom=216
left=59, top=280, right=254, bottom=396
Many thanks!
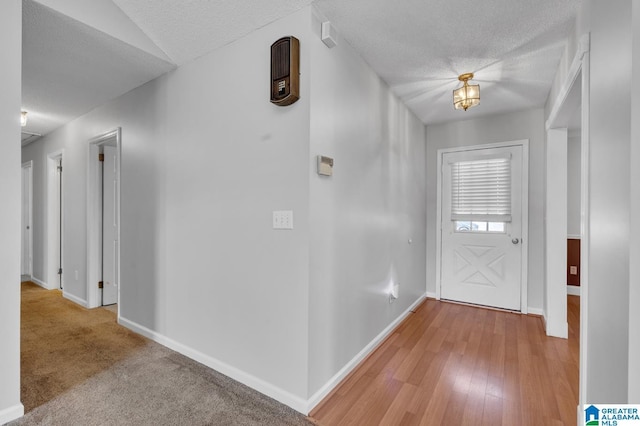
left=545, top=33, right=590, bottom=408
left=87, top=129, right=121, bottom=311
left=46, top=151, right=63, bottom=290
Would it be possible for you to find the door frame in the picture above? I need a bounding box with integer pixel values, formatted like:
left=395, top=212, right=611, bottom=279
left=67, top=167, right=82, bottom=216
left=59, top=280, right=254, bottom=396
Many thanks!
left=21, top=161, right=33, bottom=277
left=436, top=139, right=530, bottom=313
left=46, top=150, right=64, bottom=290
left=545, top=33, right=590, bottom=406
left=87, top=128, right=121, bottom=309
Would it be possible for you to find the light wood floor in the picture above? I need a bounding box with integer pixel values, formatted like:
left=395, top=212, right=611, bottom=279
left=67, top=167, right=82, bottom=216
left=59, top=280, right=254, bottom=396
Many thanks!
left=310, top=297, right=579, bottom=426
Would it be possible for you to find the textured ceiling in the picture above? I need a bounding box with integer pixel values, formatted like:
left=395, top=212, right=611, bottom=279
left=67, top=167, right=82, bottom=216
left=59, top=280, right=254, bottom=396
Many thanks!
left=110, top=0, right=315, bottom=65
left=314, top=0, right=581, bottom=124
left=22, top=0, right=175, bottom=139
left=21, top=0, right=581, bottom=143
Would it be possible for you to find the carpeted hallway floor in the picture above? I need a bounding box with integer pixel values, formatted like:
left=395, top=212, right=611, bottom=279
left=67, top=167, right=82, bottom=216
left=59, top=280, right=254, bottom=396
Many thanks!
left=11, top=282, right=312, bottom=426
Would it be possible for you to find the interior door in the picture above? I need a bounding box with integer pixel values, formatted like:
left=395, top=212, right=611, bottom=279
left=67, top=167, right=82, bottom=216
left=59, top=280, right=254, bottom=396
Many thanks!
left=440, top=145, right=525, bottom=311
left=21, top=163, right=32, bottom=276
left=102, top=145, right=118, bottom=305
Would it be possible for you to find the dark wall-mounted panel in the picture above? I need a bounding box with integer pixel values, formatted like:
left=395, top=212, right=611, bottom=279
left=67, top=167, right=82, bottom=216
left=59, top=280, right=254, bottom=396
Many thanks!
left=270, top=36, right=299, bottom=106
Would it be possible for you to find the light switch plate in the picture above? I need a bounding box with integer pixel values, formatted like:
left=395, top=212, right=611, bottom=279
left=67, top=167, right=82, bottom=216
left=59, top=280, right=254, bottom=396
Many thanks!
left=273, top=210, right=294, bottom=230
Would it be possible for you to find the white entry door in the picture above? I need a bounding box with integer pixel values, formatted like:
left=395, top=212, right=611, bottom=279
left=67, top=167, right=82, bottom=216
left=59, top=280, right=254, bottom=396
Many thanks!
left=439, top=143, right=527, bottom=311
left=102, top=145, right=118, bottom=305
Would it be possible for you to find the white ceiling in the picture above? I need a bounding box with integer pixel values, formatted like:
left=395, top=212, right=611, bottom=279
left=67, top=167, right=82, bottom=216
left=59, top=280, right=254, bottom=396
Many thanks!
left=21, top=0, right=581, bottom=144
left=110, top=0, right=315, bottom=66
left=314, top=0, right=581, bottom=124
left=22, top=0, right=175, bottom=142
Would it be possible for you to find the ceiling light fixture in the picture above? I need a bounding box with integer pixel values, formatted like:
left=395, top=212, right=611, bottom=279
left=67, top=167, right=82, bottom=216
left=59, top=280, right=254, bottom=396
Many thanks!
left=453, top=73, right=480, bottom=111
left=21, top=111, right=28, bottom=127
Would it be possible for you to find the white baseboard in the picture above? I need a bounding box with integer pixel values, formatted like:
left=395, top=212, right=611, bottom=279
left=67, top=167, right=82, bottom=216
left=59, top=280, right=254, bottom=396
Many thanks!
left=567, top=285, right=581, bottom=296
left=426, top=291, right=437, bottom=299
left=546, top=320, right=569, bottom=338
left=527, top=307, right=544, bottom=316
left=63, top=292, right=88, bottom=308
left=305, top=294, right=427, bottom=414
left=0, top=403, right=24, bottom=424
left=119, top=294, right=427, bottom=416
left=540, top=310, right=547, bottom=329
left=30, top=276, right=48, bottom=289
left=118, top=317, right=308, bottom=414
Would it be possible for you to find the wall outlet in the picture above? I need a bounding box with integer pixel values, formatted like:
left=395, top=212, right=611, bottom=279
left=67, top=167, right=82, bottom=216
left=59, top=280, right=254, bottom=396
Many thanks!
left=570, top=266, right=578, bottom=275
left=389, top=283, right=399, bottom=303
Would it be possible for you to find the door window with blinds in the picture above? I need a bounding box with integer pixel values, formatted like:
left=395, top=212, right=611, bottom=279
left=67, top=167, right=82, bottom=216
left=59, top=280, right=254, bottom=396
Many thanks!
left=450, top=153, right=511, bottom=233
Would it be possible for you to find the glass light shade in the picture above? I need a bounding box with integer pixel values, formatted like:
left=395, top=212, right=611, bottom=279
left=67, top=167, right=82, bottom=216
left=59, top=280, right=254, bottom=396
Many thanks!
left=453, top=83, right=480, bottom=111
left=21, top=111, right=28, bottom=127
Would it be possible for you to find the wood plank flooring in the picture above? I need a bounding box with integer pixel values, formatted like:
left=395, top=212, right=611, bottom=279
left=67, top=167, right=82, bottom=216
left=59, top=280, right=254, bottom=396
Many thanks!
left=310, top=296, right=580, bottom=426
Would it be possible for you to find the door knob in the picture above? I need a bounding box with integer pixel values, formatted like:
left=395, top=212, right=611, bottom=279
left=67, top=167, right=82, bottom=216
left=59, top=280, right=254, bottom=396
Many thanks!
left=512, top=238, right=519, bottom=244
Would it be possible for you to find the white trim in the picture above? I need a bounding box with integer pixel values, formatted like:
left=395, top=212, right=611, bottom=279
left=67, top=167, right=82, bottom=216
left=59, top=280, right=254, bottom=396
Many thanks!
left=87, top=128, right=121, bottom=309
left=30, top=276, right=48, bottom=289
left=120, top=295, right=426, bottom=415
left=119, top=316, right=309, bottom=414
left=567, top=285, right=581, bottom=296
left=546, top=34, right=590, bottom=130
left=46, top=150, right=64, bottom=291
left=63, top=292, right=88, bottom=308
left=306, top=295, right=426, bottom=413
left=0, top=403, right=24, bottom=424
left=567, top=234, right=581, bottom=240
left=426, top=291, right=436, bottom=299
left=435, top=149, right=443, bottom=301
left=521, top=142, right=530, bottom=314
left=21, top=161, right=33, bottom=277
left=436, top=140, right=529, bottom=313
left=579, top=45, right=591, bottom=407
left=528, top=307, right=544, bottom=317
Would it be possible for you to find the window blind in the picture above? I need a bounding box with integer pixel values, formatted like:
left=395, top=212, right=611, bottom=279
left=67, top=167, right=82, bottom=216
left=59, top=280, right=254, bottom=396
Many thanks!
left=450, top=155, right=512, bottom=222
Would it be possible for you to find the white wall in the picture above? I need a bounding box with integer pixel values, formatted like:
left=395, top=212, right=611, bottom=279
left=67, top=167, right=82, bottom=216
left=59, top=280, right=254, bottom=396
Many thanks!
left=0, top=0, right=25, bottom=423
left=567, top=133, right=581, bottom=237
left=545, top=129, right=568, bottom=338
left=307, top=9, right=427, bottom=397
left=21, top=5, right=431, bottom=412
left=545, top=0, right=639, bottom=405
left=630, top=0, right=640, bottom=403
left=425, top=109, right=545, bottom=312
left=22, top=7, right=313, bottom=407
left=584, top=0, right=632, bottom=403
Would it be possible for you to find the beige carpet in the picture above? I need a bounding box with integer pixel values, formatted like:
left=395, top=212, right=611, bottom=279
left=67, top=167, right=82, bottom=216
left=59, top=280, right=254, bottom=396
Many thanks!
left=12, top=282, right=312, bottom=426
